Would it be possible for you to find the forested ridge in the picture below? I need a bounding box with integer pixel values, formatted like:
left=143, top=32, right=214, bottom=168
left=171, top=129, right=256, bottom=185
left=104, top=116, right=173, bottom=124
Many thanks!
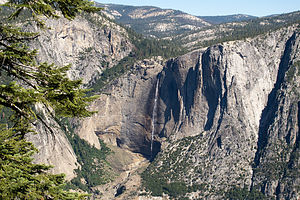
left=179, top=10, right=300, bottom=49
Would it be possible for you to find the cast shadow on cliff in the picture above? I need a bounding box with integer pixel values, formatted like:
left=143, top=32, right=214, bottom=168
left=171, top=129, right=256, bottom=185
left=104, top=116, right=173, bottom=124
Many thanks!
left=254, top=32, right=296, bottom=167
left=160, top=60, right=181, bottom=125
left=182, top=60, right=200, bottom=116
left=201, top=47, right=223, bottom=131
left=159, top=57, right=201, bottom=133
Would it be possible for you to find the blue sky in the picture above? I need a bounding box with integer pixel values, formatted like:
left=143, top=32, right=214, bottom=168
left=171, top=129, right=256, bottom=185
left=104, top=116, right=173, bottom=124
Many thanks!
left=95, top=0, right=300, bottom=17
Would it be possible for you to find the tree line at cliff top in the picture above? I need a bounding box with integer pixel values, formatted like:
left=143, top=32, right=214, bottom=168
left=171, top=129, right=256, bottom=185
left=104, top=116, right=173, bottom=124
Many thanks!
left=89, top=10, right=300, bottom=94
left=181, top=10, right=300, bottom=49
left=88, top=18, right=187, bottom=94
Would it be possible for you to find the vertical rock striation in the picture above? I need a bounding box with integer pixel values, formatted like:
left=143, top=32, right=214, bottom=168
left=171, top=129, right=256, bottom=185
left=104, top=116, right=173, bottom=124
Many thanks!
left=251, top=32, right=300, bottom=200
left=27, top=104, right=79, bottom=180
left=76, top=24, right=299, bottom=199
left=140, top=26, right=300, bottom=199
left=24, top=9, right=300, bottom=198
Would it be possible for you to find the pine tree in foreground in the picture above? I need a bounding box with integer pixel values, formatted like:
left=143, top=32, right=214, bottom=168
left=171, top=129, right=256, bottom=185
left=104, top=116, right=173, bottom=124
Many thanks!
left=0, top=0, right=101, bottom=199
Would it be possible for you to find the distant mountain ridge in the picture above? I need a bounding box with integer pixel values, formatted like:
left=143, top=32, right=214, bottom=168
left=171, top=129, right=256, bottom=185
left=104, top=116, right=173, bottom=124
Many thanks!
left=97, top=3, right=300, bottom=43
left=178, top=10, right=300, bottom=50
left=99, top=3, right=211, bottom=38
left=199, top=14, right=257, bottom=24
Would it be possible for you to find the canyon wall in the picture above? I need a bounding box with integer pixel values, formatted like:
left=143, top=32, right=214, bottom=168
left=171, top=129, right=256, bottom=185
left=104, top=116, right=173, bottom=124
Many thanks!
left=77, top=25, right=300, bottom=199
left=27, top=11, right=299, bottom=199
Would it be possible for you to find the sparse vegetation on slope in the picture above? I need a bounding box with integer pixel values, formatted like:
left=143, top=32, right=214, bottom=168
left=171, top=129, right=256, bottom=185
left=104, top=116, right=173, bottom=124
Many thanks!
left=101, top=3, right=210, bottom=38
left=141, top=135, right=209, bottom=199
left=60, top=119, right=114, bottom=193
left=179, top=11, right=300, bottom=49
left=88, top=26, right=187, bottom=94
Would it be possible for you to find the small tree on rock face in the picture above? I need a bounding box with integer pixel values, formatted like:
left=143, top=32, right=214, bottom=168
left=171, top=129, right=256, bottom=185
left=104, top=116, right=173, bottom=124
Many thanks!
left=0, top=0, right=100, bottom=199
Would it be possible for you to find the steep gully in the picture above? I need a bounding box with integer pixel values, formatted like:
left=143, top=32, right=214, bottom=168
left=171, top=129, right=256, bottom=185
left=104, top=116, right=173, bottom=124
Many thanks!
left=254, top=32, right=297, bottom=168
left=250, top=33, right=298, bottom=196
left=251, top=32, right=299, bottom=199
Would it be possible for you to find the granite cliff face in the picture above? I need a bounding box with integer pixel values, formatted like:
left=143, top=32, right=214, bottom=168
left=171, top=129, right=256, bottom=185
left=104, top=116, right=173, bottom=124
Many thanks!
left=32, top=13, right=133, bottom=84
left=24, top=7, right=300, bottom=199
left=28, top=13, right=133, bottom=179
left=251, top=32, right=300, bottom=200
left=76, top=57, right=165, bottom=156
left=140, top=26, right=300, bottom=199
left=28, top=104, right=79, bottom=180
left=74, top=25, right=300, bottom=199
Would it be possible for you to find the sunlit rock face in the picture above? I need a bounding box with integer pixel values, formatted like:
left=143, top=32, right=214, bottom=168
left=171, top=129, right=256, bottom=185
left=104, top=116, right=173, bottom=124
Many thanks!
left=80, top=25, right=300, bottom=199
left=33, top=14, right=133, bottom=84
left=140, top=26, right=299, bottom=199
left=76, top=57, right=165, bottom=158
left=26, top=7, right=300, bottom=198
left=27, top=13, right=133, bottom=179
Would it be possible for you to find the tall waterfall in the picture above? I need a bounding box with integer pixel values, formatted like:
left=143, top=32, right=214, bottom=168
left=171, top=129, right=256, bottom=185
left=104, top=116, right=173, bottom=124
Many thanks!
left=151, top=78, right=159, bottom=156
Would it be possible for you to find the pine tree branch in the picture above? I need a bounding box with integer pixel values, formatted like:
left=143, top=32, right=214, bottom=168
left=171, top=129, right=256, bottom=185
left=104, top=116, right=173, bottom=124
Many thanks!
left=1, top=64, right=38, bottom=90
left=0, top=95, right=29, bottom=119
left=0, top=34, right=40, bottom=43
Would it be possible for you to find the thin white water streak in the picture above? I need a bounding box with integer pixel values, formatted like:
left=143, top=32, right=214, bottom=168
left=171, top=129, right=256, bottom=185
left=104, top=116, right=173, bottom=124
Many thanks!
left=151, top=78, right=160, bottom=155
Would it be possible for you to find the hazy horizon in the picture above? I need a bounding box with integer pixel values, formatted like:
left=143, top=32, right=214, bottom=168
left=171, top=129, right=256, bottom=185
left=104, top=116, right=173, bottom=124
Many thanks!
left=96, top=0, right=300, bottom=17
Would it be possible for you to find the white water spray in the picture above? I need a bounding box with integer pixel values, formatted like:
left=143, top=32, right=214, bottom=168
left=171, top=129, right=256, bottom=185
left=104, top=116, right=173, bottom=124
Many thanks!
left=151, top=78, right=159, bottom=155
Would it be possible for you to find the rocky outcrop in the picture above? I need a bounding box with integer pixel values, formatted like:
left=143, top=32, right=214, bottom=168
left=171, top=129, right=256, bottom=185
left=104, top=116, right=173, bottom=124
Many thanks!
left=76, top=57, right=165, bottom=156
left=74, top=24, right=299, bottom=199
left=27, top=12, right=133, bottom=178
left=23, top=7, right=300, bottom=199
left=251, top=32, right=300, bottom=200
left=178, top=11, right=300, bottom=50
left=101, top=4, right=211, bottom=38
left=140, top=26, right=299, bottom=199
left=32, top=13, right=133, bottom=84
left=27, top=104, right=79, bottom=180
